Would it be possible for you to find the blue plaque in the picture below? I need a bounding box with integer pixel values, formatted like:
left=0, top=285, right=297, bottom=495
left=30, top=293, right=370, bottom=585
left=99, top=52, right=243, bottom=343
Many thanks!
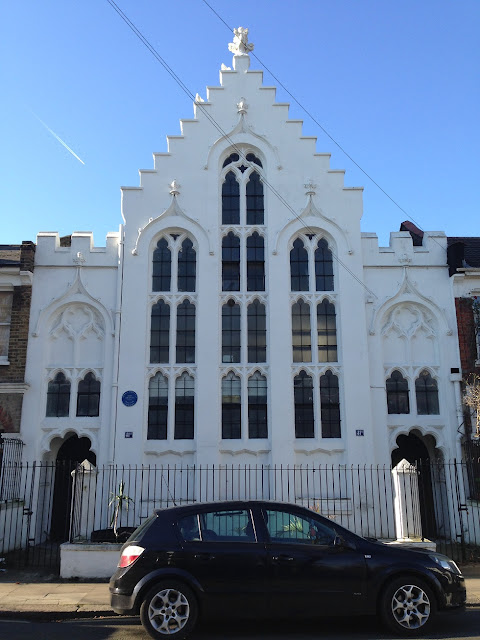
left=122, top=391, right=138, bottom=407
left=356, top=429, right=365, bottom=437
left=125, top=431, right=133, bottom=439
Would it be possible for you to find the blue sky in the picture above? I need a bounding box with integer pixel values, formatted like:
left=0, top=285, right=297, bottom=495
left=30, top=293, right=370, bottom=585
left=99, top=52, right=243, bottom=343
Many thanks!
left=2, top=0, right=478, bottom=246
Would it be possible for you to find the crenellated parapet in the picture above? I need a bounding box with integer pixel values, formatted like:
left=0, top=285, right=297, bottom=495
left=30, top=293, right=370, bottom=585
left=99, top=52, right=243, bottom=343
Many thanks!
left=35, top=231, right=120, bottom=267
left=362, top=230, right=448, bottom=268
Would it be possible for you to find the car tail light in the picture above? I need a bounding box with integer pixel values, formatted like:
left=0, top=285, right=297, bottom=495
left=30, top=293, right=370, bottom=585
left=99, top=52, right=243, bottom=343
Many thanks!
left=118, top=545, right=144, bottom=568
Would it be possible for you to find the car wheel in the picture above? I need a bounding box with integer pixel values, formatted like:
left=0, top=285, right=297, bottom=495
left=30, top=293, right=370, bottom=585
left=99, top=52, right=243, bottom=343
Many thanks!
left=140, top=580, right=198, bottom=639
left=380, top=575, right=436, bottom=636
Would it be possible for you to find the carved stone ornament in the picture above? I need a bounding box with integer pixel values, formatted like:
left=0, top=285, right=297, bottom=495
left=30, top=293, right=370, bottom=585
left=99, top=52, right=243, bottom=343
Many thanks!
left=73, top=251, right=86, bottom=266
left=237, top=98, right=248, bottom=114
left=398, top=253, right=412, bottom=265
left=228, top=27, right=254, bottom=55
left=304, top=179, right=317, bottom=196
left=169, top=180, right=180, bottom=196
left=221, top=63, right=232, bottom=71
left=194, top=93, right=204, bottom=103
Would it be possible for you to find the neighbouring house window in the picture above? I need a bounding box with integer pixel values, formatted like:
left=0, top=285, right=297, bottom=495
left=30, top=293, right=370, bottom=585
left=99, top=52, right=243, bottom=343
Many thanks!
left=294, top=371, right=314, bottom=438
left=247, top=300, right=266, bottom=363
left=248, top=372, right=267, bottom=438
left=317, top=300, right=337, bottom=362
left=222, top=300, right=241, bottom=363
left=386, top=370, right=410, bottom=414
left=222, top=372, right=241, bottom=439
left=175, top=373, right=194, bottom=439
left=290, top=239, right=309, bottom=291
left=246, top=171, right=264, bottom=225
left=177, top=238, right=196, bottom=292
left=148, top=373, right=168, bottom=440
left=320, top=371, right=341, bottom=438
left=46, top=372, right=71, bottom=417
left=176, top=300, right=196, bottom=363
left=222, top=233, right=241, bottom=291
left=0, top=292, right=13, bottom=360
left=415, top=370, right=439, bottom=415
left=152, top=238, right=171, bottom=292
left=315, top=239, right=334, bottom=291
left=76, top=372, right=100, bottom=417
left=222, top=171, right=240, bottom=224
left=150, top=300, right=170, bottom=363
left=246, top=233, right=265, bottom=291
left=292, top=300, right=311, bottom=362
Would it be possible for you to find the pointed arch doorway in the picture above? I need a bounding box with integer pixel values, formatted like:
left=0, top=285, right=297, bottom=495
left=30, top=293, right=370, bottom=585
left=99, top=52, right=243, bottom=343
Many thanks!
left=392, top=431, right=438, bottom=540
left=50, top=435, right=96, bottom=541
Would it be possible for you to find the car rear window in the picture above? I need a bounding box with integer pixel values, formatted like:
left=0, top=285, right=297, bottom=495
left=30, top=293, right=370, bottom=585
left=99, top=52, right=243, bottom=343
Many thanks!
left=178, top=509, right=255, bottom=542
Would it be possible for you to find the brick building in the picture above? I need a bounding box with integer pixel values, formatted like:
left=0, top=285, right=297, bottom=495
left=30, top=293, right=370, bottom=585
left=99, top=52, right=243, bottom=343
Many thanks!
left=0, top=242, right=35, bottom=467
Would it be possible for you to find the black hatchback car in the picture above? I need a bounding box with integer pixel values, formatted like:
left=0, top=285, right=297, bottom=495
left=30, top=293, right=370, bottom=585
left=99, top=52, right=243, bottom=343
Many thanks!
left=109, top=500, right=465, bottom=639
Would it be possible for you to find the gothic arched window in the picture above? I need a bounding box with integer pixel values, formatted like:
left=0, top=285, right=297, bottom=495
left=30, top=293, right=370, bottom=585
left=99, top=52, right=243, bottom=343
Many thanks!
left=222, top=372, right=241, bottom=439
left=320, top=371, right=340, bottom=438
left=152, top=238, right=171, bottom=292
left=386, top=370, right=410, bottom=414
left=290, top=239, right=309, bottom=291
left=247, top=233, right=265, bottom=291
left=222, top=300, right=241, bottom=363
left=248, top=300, right=266, bottom=363
left=248, top=372, right=267, bottom=438
left=315, top=239, right=334, bottom=291
left=76, top=372, right=100, bottom=417
left=46, top=372, right=70, bottom=417
left=222, top=171, right=240, bottom=224
left=177, top=238, right=196, bottom=292
left=175, top=373, right=195, bottom=439
left=292, top=300, right=311, bottom=362
left=317, top=300, right=337, bottom=362
left=294, top=371, right=314, bottom=438
left=150, top=300, right=170, bottom=363
left=246, top=171, right=264, bottom=225
left=148, top=373, right=168, bottom=440
left=415, top=370, right=439, bottom=415
left=176, top=300, right=196, bottom=363
left=222, top=233, right=240, bottom=291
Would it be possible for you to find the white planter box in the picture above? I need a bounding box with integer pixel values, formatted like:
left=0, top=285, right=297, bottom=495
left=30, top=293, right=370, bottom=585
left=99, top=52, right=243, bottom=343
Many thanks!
left=60, top=542, right=122, bottom=579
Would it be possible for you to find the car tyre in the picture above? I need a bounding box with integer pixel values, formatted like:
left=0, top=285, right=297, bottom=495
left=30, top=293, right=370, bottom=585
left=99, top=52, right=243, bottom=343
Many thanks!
left=380, top=575, right=437, bottom=636
left=140, top=580, right=198, bottom=639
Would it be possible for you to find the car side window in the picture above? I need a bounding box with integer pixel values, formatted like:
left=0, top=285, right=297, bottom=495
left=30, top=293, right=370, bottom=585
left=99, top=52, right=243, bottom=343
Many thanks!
left=178, top=514, right=201, bottom=541
left=264, top=509, right=335, bottom=545
left=199, top=509, right=255, bottom=542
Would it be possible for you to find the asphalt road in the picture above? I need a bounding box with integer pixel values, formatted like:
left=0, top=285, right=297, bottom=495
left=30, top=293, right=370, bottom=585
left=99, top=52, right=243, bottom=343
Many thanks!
left=1, top=610, right=480, bottom=640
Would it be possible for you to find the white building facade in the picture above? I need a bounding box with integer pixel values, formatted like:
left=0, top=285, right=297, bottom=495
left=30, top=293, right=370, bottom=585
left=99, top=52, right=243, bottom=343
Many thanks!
left=20, top=31, right=464, bottom=483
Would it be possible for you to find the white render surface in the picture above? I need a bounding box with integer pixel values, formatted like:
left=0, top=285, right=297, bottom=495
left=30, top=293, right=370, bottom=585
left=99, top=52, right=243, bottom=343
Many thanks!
left=20, top=38, right=464, bottom=474
left=60, top=543, right=121, bottom=579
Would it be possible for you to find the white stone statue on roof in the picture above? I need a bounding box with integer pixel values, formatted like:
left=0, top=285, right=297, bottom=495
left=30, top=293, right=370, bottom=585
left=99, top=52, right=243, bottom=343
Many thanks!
left=228, top=27, right=254, bottom=55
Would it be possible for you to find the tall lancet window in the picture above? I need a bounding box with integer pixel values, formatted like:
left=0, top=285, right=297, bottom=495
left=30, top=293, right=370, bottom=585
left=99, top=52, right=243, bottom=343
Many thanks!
left=290, top=239, right=309, bottom=291
left=152, top=238, right=171, bottom=292
left=247, top=233, right=265, bottom=291
left=222, top=233, right=240, bottom=291
left=292, top=300, right=311, bottom=362
left=222, top=171, right=240, bottom=224
left=294, top=371, right=314, bottom=438
left=317, top=300, right=337, bottom=362
left=315, top=239, right=334, bottom=291
left=246, top=171, right=264, bottom=224
left=177, top=238, right=196, bottom=292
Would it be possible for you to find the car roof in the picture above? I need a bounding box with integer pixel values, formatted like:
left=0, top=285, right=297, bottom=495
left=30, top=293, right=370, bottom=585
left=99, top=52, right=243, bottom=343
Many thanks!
left=152, top=499, right=314, bottom=517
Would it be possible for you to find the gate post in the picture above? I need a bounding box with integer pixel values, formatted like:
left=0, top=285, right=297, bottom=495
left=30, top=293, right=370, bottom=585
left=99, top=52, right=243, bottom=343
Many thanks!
left=392, top=459, right=423, bottom=540
left=70, top=460, right=97, bottom=541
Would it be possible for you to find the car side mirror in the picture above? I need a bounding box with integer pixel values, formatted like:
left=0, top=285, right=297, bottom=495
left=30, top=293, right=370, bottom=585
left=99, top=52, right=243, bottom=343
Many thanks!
left=333, top=534, right=355, bottom=550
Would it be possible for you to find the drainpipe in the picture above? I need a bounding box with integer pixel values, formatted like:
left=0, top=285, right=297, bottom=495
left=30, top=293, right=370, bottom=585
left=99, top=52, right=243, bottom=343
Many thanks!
left=108, top=225, right=125, bottom=464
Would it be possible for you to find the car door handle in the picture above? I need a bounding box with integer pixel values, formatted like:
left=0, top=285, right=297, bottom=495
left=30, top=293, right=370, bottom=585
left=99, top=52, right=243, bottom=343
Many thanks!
left=272, top=555, right=294, bottom=562
left=194, top=553, right=215, bottom=561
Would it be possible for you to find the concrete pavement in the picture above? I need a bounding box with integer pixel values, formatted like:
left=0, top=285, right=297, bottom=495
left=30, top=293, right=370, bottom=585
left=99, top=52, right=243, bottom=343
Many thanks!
left=0, top=565, right=478, bottom=621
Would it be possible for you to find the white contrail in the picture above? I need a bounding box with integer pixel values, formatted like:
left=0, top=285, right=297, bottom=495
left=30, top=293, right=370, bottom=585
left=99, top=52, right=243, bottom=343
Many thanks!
left=30, top=111, right=85, bottom=165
